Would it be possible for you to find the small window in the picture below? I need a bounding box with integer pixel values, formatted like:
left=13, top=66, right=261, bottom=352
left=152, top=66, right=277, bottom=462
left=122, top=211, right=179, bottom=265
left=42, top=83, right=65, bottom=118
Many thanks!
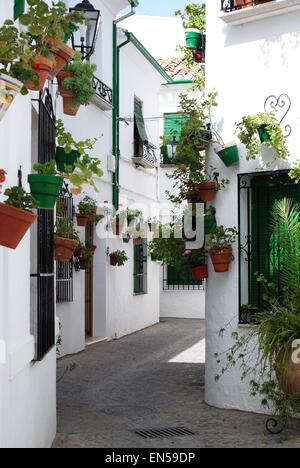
left=161, top=113, right=188, bottom=164
left=164, top=264, right=205, bottom=291
left=134, top=240, right=148, bottom=294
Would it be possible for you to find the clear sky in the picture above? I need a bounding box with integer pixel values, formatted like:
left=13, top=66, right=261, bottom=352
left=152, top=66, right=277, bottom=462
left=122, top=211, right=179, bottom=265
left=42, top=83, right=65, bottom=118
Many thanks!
left=135, top=0, right=202, bottom=17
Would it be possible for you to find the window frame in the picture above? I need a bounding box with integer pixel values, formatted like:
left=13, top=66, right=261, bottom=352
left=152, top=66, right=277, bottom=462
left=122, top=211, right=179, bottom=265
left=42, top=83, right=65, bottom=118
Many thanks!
left=133, top=240, right=148, bottom=295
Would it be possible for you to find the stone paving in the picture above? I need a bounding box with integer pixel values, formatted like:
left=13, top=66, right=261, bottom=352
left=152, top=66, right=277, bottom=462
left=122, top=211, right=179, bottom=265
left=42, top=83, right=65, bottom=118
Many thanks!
left=53, top=319, right=300, bottom=448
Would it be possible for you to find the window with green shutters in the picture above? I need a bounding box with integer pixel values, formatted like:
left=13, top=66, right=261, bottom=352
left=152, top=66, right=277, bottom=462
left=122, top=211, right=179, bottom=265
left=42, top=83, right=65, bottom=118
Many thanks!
left=14, top=0, right=25, bottom=20
left=238, top=170, right=300, bottom=323
left=161, top=113, right=188, bottom=164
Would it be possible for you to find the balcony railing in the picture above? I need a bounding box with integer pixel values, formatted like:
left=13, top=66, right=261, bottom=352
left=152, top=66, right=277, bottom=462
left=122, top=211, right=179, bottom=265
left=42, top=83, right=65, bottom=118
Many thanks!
left=221, top=0, right=275, bottom=12
left=92, top=76, right=112, bottom=106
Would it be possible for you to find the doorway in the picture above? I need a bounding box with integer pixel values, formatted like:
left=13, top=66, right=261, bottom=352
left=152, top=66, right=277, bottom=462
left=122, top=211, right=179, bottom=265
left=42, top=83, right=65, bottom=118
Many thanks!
left=85, top=220, right=94, bottom=337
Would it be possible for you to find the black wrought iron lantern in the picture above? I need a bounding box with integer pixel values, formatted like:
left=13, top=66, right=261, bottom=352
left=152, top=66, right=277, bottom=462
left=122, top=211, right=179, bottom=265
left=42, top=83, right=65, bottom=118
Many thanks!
left=167, top=136, right=179, bottom=161
left=70, top=0, right=101, bottom=60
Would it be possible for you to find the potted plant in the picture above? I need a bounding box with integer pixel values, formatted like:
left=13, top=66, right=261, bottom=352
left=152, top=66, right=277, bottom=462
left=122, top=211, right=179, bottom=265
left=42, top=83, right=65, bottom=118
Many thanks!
left=127, top=226, right=146, bottom=246
left=214, top=140, right=240, bottom=167
left=19, top=0, right=85, bottom=80
left=235, top=112, right=289, bottom=161
left=57, top=52, right=96, bottom=116
left=126, top=209, right=142, bottom=225
left=54, top=218, right=79, bottom=262
left=207, top=226, right=237, bottom=272
left=74, top=241, right=93, bottom=270
left=109, top=250, right=129, bottom=267
left=76, top=196, right=98, bottom=227
left=182, top=248, right=208, bottom=280
left=148, top=224, right=186, bottom=266
left=0, top=169, right=7, bottom=185
left=28, top=160, right=63, bottom=209
left=0, top=186, right=37, bottom=249
left=176, top=4, right=206, bottom=50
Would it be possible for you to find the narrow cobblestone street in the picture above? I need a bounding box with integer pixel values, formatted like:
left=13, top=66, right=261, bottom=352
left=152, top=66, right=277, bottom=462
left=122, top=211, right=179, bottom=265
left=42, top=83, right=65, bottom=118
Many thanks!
left=54, top=319, right=300, bottom=448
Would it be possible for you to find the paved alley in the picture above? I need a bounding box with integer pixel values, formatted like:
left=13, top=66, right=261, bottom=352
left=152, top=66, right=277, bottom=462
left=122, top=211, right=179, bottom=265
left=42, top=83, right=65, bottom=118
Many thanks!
left=54, top=319, right=300, bottom=448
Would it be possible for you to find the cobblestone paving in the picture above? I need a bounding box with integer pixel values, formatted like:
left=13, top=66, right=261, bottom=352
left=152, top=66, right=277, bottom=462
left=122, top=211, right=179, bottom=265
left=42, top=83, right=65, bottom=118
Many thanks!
left=54, top=319, right=300, bottom=448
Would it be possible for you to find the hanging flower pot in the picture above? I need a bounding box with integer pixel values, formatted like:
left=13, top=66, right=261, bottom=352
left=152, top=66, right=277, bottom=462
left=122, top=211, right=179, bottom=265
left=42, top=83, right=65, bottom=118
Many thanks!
left=47, top=38, right=75, bottom=79
left=0, top=203, right=36, bottom=249
left=0, top=74, right=23, bottom=122
left=276, top=351, right=300, bottom=396
left=28, top=174, right=63, bottom=209
left=196, top=180, right=217, bottom=203
left=133, top=237, right=142, bottom=246
left=88, top=244, right=97, bottom=254
left=76, top=213, right=89, bottom=227
left=209, top=248, right=233, bottom=273
left=122, top=233, right=131, bottom=244
left=215, top=142, right=240, bottom=167
left=257, top=124, right=272, bottom=144
left=185, top=30, right=201, bottom=49
left=110, top=254, right=118, bottom=266
left=57, top=71, right=80, bottom=116
left=191, top=264, right=208, bottom=281
left=54, top=237, right=79, bottom=262
left=55, top=147, right=80, bottom=173
left=25, top=56, right=53, bottom=91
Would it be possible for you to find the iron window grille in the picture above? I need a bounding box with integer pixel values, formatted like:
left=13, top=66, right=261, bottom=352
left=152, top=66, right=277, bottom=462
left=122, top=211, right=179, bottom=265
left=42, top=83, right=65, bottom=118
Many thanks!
left=31, top=89, right=56, bottom=361
left=221, top=0, right=276, bottom=12
left=134, top=240, right=148, bottom=294
left=163, top=264, right=205, bottom=291
left=238, top=170, right=300, bottom=324
left=56, top=183, right=74, bottom=304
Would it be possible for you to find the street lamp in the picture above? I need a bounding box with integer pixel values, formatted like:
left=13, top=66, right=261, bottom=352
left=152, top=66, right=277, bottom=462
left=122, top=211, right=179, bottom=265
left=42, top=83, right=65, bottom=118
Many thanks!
left=166, top=136, right=179, bottom=162
left=70, top=0, right=101, bottom=60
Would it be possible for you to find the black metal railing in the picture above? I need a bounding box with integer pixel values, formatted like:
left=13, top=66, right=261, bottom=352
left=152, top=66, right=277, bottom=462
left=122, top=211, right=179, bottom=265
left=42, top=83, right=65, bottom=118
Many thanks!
left=221, top=0, right=275, bottom=12
left=31, top=89, right=56, bottom=361
left=92, top=76, right=113, bottom=106
left=56, top=183, right=74, bottom=304
left=163, top=265, right=205, bottom=291
left=143, top=144, right=157, bottom=166
left=238, top=170, right=300, bottom=324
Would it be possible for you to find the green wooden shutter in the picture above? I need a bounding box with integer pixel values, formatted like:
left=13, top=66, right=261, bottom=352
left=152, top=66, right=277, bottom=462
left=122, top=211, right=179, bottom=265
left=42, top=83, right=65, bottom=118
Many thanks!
left=14, top=0, right=25, bottom=20
left=164, top=113, right=188, bottom=141
left=134, top=98, right=148, bottom=144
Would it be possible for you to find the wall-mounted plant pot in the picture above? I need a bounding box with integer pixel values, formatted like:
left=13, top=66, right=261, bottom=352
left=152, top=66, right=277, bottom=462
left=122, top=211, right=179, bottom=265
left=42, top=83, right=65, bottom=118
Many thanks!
left=257, top=124, right=271, bottom=144
left=88, top=245, right=97, bottom=254
left=0, top=203, right=36, bottom=249
left=56, top=147, right=80, bottom=173
left=204, top=210, right=217, bottom=235
left=234, top=0, right=252, bottom=8
left=192, top=265, right=208, bottom=281
left=76, top=213, right=89, bottom=227
left=57, top=71, right=80, bottom=116
left=198, top=180, right=217, bottom=203
left=122, top=234, right=131, bottom=243
left=215, top=142, right=239, bottom=167
left=0, top=74, right=23, bottom=122
left=276, top=351, right=300, bottom=396
left=47, top=38, right=75, bottom=79
left=110, top=254, right=118, bottom=266
left=209, top=248, right=233, bottom=273
left=25, top=55, right=53, bottom=91
left=28, top=174, right=63, bottom=209
left=185, top=30, right=201, bottom=49
left=55, top=237, right=79, bottom=262
left=133, top=237, right=142, bottom=246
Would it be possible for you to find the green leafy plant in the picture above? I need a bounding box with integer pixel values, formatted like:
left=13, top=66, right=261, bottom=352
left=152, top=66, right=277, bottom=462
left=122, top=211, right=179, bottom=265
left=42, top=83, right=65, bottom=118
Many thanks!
left=182, top=248, right=207, bottom=269
left=207, top=226, right=238, bottom=250
left=61, top=52, right=96, bottom=106
left=110, top=250, right=129, bottom=267
left=4, top=186, right=37, bottom=211
left=289, top=161, right=300, bottom=184
left=33, top=160, right=57, bottom=175
left=235, top=112, right=289, bottom=161
left=126, top=209, right=143, bottom=224
left=215, top=199, right=300, bottom=427
left=56, top=119, right=98, bottom=156
left=78, top=196, right=97, bottom=214
left=148, top=223, right=186, bottom=266
left=74, top=241, right=93, bottom=269
left=127, top=225, right=146, bottom=239
left=55, top=218, right=79, bottom=240
left=175, top=3, right=206, bottom=31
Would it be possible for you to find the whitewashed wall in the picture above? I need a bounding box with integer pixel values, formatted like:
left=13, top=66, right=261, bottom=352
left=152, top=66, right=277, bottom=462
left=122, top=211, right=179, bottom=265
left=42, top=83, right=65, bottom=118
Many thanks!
left=205, top=0, right=300, bottom=413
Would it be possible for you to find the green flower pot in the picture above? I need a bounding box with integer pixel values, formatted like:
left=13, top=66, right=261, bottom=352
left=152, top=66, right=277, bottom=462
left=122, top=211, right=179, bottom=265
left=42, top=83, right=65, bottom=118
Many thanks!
left=204, top=212, right=216, bottom=235
left=215, top=142, right=239, bottom=167
left=185, top=30, right=201, bottom=49
left=28, top=174, right=63, bottom=209
left=258, top=125, right=271, bottom=144
left=122, top=234, right=131, bottom=244
left=55, top=147, right=80, bottom=173
left=64, top=23, right=78, bottom=43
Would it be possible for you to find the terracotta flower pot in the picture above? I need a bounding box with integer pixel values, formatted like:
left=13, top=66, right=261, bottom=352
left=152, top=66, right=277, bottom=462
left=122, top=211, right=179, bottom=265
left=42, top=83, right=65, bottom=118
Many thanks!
left=89, top=245, right=97, bottom=254
left=133, top=237, right=142, bottom=246
left=192, top=265, right=208, bottom=280
left=25, top=55, right=53, bottom=91
left=110, top=255, right=118, bottom=266
left=76, top=213, right=89, bottom=227
left=0, top=203, right=36, bottom=249
left=57, top=71, right=80, bottom=116
left=47, top=38, right=75, bottom=79
left=276, top=350, right=300, bottom=396
left=188, top=180, right=217, bottom=203
left=54, top=237, right=79, bottom=262
left=210, top=248, right=233, bottom=273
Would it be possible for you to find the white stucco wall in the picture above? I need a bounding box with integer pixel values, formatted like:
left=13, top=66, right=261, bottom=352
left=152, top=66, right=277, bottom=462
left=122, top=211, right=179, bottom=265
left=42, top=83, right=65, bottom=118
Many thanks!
left=205, top=0, right=300, bottom=413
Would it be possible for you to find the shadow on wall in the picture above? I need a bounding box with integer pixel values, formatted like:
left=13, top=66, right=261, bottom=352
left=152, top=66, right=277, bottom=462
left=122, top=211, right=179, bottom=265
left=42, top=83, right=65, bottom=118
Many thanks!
left=222, top=11, right=300, bottom=69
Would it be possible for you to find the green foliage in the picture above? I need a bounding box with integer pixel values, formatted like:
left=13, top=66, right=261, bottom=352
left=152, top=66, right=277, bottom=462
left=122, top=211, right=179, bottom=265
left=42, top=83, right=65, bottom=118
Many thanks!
left=67, top=154, right=104, bottom=192
left=289, top=161, right=300, bottom=184
left=33, top=160, right=57, bottom=175
left=74, top=240, right=93, bottom=269
left=182, top=248, right=207, bottom=269
left=166, top=165, right=206, bottom=205
left=127, top=226, right=146, bottom=239
left=123, top=209, right=142, bottom=225
left=4, top=186, right=37, bottom=211
left=215, top=199, right=300, bottom=426
left=207, top=226, right=238, bottom=250
left=62, top=52, right=96, bottom=106
left=235, top=112, right=289, bottom=161
left=55, top=218, right=79, bottom=240
left=77, top=196, right=97, bottom=215
left=148, top=224, right=186, bottom=266
left=175, top=3, right=206, bottom=31
left=56, top=119, right=97, bottom=155
left=110, top=250, right=129, bottom=267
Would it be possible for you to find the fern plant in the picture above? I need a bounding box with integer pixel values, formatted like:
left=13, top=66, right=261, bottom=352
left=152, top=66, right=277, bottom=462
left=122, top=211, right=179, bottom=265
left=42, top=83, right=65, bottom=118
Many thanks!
left=61, top=52, right=96, bottom=106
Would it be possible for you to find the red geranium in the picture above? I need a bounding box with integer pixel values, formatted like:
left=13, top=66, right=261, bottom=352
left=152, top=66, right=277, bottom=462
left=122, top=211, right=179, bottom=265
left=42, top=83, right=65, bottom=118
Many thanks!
left=0, top=169, right=6, bottom=183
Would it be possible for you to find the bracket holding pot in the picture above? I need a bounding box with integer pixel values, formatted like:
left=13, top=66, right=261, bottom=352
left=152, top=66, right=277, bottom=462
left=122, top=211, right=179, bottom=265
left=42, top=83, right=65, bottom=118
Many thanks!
left=264, top=93, right=291, bottom=138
